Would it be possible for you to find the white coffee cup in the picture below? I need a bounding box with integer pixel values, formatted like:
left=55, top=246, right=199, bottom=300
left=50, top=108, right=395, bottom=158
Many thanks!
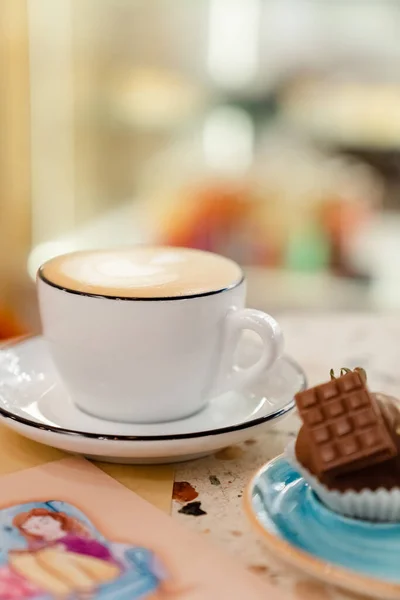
left=38, top=249, right=283, bottom=423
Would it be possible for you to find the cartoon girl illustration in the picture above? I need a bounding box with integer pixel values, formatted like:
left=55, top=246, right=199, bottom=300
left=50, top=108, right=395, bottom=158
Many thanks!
left=13, top=508, right=118, bottom=564
left=3, top=505, right=176, bottom=599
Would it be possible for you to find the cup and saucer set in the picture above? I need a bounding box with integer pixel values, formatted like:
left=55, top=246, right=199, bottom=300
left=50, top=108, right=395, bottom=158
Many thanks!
left=0, top=247, right=306, bottom=464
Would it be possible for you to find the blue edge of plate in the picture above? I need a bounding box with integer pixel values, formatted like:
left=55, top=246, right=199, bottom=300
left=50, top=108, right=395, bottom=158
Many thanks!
left=252, top=457, right=400, bottom=584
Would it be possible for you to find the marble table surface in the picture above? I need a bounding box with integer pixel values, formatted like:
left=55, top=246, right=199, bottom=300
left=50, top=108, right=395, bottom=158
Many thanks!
left=172, top=314, right=400, bottom=600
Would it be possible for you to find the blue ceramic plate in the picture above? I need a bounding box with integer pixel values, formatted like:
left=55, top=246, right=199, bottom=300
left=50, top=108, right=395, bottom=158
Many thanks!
left=245, top=456, right=400, bottom=599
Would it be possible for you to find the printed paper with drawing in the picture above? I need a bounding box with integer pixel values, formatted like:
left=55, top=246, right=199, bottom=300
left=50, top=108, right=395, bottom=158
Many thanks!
left=0, top=457, right=283, bottom=599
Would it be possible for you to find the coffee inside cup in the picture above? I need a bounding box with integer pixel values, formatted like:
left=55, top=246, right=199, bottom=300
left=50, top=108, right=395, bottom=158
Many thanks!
left=39, top=247, right=243, bottom=298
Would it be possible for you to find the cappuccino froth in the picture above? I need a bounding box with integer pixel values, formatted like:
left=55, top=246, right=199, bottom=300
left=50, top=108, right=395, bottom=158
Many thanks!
left=40, top=247, right=242, bottom=298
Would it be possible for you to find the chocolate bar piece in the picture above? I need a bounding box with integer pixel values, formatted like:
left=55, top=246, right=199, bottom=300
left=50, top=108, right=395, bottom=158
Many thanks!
left=295, top=371, right=397, bottom=477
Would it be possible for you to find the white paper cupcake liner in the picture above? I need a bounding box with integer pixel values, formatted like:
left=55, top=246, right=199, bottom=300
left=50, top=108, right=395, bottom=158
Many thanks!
left=285, top=441, right=400, bottom=522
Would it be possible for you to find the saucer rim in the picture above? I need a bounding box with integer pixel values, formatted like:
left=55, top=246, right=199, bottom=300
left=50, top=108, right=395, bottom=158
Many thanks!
left=244, top=455, right=400, bottom=599
left=0, top=336, right=305, bottom=443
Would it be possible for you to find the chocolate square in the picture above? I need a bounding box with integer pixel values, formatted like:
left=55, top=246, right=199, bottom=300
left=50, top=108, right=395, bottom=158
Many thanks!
left=320, top=445, right=337, bottom=463
left=304, top=407, right=324, bottom=425
left=353, top=409, right=376, bottom=429
left=346, top=391, right=369, bottom=410
left=359, top=428, right=381, bottom=448
left=317, top=381, right=339, bottom=401
left=296, top=389, right=318, bottom=409
left=338, top=372, right=362, bottom=393
left=334, top=418, right=353, bottom=437
left=312, top=426, right=331, bottom=444
left=325, top=400, right=345, bottom=418
left=338, top=437, right=359, bottom=456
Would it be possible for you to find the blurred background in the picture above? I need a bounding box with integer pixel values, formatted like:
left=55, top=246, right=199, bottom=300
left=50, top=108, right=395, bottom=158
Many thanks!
left=2, top=0, right=400, bottom=339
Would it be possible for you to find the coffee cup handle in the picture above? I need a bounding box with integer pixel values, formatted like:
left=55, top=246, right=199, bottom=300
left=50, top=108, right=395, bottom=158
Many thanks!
left=214, top=308, right=283, bottom=396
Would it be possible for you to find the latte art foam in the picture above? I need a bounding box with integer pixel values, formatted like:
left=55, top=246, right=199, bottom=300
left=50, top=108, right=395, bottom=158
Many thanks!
left=63, top=255, right=179, bottom=289
left=40, top=247, right=242, bottom=298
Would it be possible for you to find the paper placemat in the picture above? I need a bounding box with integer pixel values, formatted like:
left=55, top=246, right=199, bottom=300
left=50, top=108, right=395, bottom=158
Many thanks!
left=0, top=425, right=174, bottom=513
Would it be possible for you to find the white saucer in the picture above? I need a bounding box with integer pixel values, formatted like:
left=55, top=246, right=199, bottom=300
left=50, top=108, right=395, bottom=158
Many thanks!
left=0, top=336, right=306, bottom=464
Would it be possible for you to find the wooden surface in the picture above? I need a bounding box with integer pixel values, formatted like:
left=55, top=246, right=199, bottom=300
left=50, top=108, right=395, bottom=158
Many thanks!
left=0, top=421, right=174, bottom=514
